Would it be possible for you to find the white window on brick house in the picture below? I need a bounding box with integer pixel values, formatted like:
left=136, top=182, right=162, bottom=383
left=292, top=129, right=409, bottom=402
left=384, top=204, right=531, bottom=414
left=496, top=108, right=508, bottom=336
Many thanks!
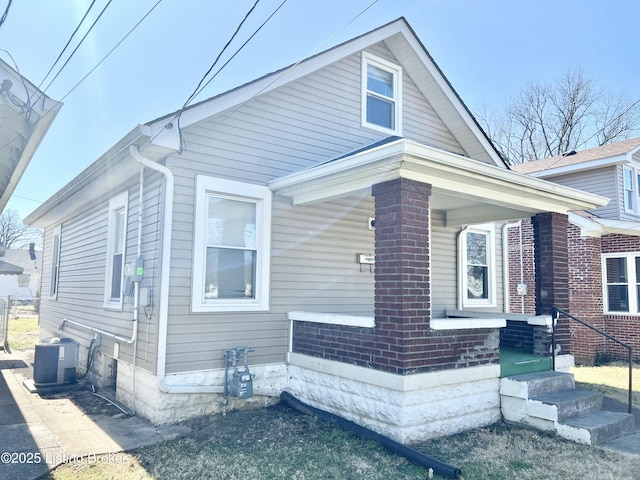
left=192, top=176, right=271, bottom=312
left=458, top=223, right=497, bottom=308
left=104, top=191, right=128, bottom=309
left=361, top=52, right=402, bottom=135
left=602, top=253, right=640, bottom=313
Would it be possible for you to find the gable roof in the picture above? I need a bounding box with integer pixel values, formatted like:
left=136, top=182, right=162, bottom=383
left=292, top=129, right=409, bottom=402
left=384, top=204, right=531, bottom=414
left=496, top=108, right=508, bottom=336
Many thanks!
left=512, top=137, right=640, bottom=177
left=147, top=17, right=506, bottom=168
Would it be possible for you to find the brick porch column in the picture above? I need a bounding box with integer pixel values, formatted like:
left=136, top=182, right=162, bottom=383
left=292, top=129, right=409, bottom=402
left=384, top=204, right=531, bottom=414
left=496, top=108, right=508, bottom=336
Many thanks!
left=372, top=178, right=431, bottom=375
left=532, top=212, right=570, bottom=355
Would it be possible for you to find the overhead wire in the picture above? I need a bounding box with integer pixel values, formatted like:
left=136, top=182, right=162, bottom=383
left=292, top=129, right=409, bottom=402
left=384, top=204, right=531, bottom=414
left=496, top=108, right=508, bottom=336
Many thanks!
left=41, top=0, right=114, bottom=94
left=171, top=0, right=380, bottom=150
left=59, top=0, right=163, bottom=102
left=37, top=0, right=98, bottom=91
left=179, top=0, right=262, bottom=112
left=172, top=0, right=288, bottom=152
left=0, top=0, right=11, bottom=30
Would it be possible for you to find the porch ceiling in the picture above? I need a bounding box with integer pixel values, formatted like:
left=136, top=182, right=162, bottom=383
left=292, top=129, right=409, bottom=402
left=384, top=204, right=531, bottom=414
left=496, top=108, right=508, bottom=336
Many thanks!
left=269, top=139, right=609, bottom=226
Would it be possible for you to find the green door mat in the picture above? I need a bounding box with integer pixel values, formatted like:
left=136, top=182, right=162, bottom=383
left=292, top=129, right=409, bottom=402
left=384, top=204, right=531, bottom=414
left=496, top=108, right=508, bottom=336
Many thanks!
left=500, top=348, right=552, bottom=377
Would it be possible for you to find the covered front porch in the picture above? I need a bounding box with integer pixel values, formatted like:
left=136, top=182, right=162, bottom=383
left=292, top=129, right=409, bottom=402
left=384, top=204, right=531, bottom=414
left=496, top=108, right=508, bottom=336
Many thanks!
left=270, top=137, right=607, bottom=441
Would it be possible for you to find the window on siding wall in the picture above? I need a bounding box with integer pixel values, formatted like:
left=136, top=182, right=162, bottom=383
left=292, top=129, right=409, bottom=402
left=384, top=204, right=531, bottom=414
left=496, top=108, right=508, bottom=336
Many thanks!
left=192, top=176, right=271, bottom=312
left=104, top=192, right=128, bottom=309
left=458, top=224, right=496, bottom=308
left=623, top=167, right=635, bottom=212
left=603, top=253, right=640, bottom=313
left=361, top=52, right=402, bottom=135
left=49, top=225, right=61, bottom=298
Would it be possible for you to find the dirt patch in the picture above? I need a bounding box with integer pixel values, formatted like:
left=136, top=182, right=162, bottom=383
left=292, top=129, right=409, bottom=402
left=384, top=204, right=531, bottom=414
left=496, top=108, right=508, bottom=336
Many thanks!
left=39, top=386, right=132, bottom=418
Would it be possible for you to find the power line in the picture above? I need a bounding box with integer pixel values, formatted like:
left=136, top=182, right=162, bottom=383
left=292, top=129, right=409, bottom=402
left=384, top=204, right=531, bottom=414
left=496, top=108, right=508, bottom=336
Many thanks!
left=175, top=0, right=380, bottom=149
left=41, top=0, right=114, bottom=94
left=179, top=0, right=262, bottom=112
left=187, top=0, right=288, bottom=107
left=37, top=0, right=98, bottom=91
left=0, top=0, right=12, bottom=30
left=59, top=0, right=164, bottom=102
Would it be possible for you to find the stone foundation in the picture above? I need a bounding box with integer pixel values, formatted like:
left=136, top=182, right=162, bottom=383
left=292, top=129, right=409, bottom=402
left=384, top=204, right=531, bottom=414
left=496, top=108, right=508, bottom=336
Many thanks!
left=113, top=362, right=287, bottom=424
left=287, top=353, right=501, bottom=444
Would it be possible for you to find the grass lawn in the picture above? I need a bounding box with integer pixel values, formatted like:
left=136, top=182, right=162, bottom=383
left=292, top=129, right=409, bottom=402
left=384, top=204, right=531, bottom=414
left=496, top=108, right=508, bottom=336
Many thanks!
left=44, top=364, right=640, bottom=480
left=6, top=311, right=39, bottom=351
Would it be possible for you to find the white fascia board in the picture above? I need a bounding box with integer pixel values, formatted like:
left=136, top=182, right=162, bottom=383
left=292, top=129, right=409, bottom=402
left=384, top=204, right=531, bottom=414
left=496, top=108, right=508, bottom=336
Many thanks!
left=398, top=33, right=504, bottom=167
left=528, top=156, right=626, bottom=178
left=272, top=139, right=608, bottom=213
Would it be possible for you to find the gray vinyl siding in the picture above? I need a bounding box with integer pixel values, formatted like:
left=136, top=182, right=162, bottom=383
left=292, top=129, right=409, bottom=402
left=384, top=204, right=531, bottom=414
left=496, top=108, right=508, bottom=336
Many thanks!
left=544, top=167, right=618, bottom=219
left=431, top=211, right=457, bottom=317
left=38, top=171, right=164, bottom=374
left=430, top=213, right=504, bottom=317
left=161, top=43, right=469, bottom=373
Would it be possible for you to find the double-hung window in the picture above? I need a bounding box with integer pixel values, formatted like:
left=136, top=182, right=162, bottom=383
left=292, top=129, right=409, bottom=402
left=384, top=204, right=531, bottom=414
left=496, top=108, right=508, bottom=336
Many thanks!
left=49, top=225, right=61, bottom=298
left=458, top=224, right=496, bottom=308
left=623, top=166, right=640, bottom=214
left=603, top=253, right=640, bottom=313
left=192, top=176, right=271, bottom=312
left=362, top=52, right=402, bottom=134
left=104, top=192, right=128, bottom=309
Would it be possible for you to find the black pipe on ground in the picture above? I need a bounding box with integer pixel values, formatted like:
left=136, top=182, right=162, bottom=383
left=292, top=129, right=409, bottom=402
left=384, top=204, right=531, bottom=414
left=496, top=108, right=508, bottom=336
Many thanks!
left=280, top=391, right=463, bottom=480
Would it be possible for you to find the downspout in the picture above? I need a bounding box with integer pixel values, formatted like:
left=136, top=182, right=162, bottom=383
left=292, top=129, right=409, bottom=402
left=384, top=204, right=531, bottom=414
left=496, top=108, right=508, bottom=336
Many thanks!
left=502, top=221, right=524, bottom=314
left=129, top=145, right=279, bottom=396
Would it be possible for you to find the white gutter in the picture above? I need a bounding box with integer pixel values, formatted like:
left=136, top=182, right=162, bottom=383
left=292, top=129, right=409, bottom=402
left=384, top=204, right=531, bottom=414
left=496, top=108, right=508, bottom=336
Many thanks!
left=129, top=145, right=279, bottom=396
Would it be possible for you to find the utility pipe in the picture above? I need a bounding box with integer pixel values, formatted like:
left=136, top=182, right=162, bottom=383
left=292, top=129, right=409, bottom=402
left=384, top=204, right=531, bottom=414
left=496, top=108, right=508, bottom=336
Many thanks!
left=129, top=145, right=279, bottom=397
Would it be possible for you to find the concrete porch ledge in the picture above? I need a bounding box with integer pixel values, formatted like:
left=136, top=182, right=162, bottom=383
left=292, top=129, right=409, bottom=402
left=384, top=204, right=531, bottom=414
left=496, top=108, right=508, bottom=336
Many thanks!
left=288, top=311, right=375, bottom=328
left=431, top=317, right=506, bottom=330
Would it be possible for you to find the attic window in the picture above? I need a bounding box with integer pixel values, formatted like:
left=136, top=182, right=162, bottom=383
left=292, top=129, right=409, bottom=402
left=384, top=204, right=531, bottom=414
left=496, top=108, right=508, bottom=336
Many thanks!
left=362, top=52, right=402, bottom=134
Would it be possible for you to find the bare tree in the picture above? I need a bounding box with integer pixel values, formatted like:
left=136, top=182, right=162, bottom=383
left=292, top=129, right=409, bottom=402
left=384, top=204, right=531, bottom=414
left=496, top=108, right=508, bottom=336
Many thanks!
left=0, top=209, right=41, bottom=249
left=478, top=68, right=640, bottom=165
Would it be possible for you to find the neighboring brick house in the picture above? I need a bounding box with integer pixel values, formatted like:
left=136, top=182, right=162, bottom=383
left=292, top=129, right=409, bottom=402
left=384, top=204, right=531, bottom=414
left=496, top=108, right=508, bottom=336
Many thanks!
left=511, top=138, right=640, bottom=364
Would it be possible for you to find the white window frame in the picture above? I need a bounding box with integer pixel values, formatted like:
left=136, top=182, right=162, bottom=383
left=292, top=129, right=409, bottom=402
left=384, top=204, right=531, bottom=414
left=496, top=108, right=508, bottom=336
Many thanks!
left=623, top=166, right=635, bottom=213
left=458, top=223, right=497, bottom=309
left=104, top=191, right=128, bottom=310
left=602, top=252, right=640, bottom=314
left=361, top=52, right=402, bottom=135
left=192, top=176, right=272, bottom=313
left=48, top=224, right=61, bottom=299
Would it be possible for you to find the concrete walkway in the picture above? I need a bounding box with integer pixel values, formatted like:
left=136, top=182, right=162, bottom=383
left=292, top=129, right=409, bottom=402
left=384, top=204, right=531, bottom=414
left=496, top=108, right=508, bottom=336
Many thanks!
left=0, top=350, right=189, bottom=480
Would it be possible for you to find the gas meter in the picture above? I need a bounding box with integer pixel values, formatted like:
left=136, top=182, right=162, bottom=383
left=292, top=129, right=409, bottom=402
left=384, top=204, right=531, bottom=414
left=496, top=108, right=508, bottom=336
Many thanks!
left=224, top=347, right=255, bottom=399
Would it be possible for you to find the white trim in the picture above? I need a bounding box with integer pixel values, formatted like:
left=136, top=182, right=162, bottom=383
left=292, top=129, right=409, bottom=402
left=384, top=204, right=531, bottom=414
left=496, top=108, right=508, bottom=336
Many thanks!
left=269, top=139, right=608, bottom=214
left=458, top=223, right=497, bottom=309
left=602, top=252, right=640, bottom=315
left=103, top=191, right=128, bottom=310
left=430, top=317, right=505, bottom=330
left=361, top=52, right=402, bottom=135
left=192, top=176, right=272, bottom=312
left=48, top=224, right=62, bottom=299
left=288, top=311, right=375, bottom=328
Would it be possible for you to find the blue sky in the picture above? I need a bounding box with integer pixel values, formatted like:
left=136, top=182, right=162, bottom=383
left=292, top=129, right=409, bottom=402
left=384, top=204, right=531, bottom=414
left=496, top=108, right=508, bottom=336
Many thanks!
left=1, top=0, right=639, bottom=220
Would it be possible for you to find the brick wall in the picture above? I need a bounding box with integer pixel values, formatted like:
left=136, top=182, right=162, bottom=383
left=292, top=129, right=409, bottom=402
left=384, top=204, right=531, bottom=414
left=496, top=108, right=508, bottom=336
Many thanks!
left=291, top=322, right=499, bottom=372
left=292, top=177, right=500, bottom=376
left=533, top=212, right=570, bottom=354
left=567, top=224, right=605, bottom=364
left=505, top=221, right=536, bottom=315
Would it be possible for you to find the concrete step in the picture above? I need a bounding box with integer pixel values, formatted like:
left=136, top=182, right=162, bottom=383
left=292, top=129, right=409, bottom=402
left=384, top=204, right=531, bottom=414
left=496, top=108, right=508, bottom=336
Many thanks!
left=532, top=387, right=603, bottom=422
left=500, top=371, right=575, bottom=400
left=558, top=410, right=635, bottom=446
